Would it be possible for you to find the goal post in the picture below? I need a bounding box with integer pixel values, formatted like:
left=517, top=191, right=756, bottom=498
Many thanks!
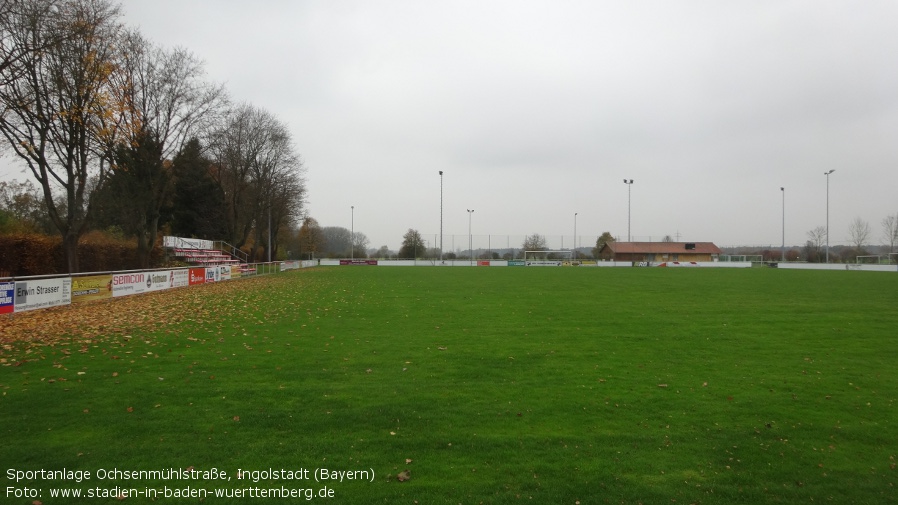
left=523, top=250, right=576, bottom=266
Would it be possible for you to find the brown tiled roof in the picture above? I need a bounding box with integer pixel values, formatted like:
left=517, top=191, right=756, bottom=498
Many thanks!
left=601, top=242, right=721, bottom=254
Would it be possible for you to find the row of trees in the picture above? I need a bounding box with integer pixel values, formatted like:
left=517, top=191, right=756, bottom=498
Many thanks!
left=0, top=0, right=305, bottom=272
left=803, top=214, right=898, bottom=262
left=291, top=224, right=620, bottom=260
left=294, top=216, right=898, bottom=262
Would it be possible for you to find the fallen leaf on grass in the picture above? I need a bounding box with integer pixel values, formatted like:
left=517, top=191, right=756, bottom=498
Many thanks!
left=397, top=470, right=410, bottom=482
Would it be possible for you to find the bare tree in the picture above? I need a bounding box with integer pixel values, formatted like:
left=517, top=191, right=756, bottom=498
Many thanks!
left=208, top=104, right=305, bottom=260
left=805, top=226, right=826, bottom=262
left=351, top=231, right=370, bottom=259
left=319, top=226, right=351, bottom=257
left=0, top=0, right=67, bottom=88
left=848, top=217, right=871, bottom=252
left=523, top=233, right=547, bottom=251
left=108, top=31, right=227, bottom=161
left=882, top=213, right=898, bottom=254
left=99, top=30, right=227, bottom=267
left=0, top=0, right=122, bottom=272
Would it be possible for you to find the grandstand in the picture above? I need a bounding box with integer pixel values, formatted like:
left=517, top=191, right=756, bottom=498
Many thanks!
left=163, top=236, right=254, bottom=273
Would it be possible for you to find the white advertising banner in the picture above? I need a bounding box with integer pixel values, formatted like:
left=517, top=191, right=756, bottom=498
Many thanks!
left=145, top=270, right=172, bottom=292
left=163, top=236, right=213, bottom=250
left=14, top=278, right=72, bottom=312
left=170, top=269, right=189, bottom=288
left=217, top=265, right=232, bottom=281
left=111, top=272, right=148, bottom=297
left=205, top=267, right=220, bottom=283
left=281, top=261, right=301, bottom=271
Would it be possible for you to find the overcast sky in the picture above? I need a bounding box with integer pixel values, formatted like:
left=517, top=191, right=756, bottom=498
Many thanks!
left=4, top=0, right=898, bottom=252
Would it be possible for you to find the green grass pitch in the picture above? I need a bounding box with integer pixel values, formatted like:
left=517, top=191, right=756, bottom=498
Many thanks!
left=1, top=266, right=896, bottom=504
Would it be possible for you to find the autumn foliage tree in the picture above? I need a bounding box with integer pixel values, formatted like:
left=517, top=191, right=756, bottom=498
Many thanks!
left=0, top=0, right=122, bottom=272
left=297, top=217, right=323, bottom=260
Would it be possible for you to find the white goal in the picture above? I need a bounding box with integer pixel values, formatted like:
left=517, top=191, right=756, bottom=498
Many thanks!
left=523, top=250, right=576, bottom=266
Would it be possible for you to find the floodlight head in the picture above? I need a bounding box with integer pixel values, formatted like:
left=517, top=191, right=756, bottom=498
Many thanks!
left=439, top=170, right=443, bottom=175
left=825, top=169, right=835, bottom=175
left=781, top=187, right=784, bottom=191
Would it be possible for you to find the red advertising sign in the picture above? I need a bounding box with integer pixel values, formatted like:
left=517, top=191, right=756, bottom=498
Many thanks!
left=189, top=268, right=206, bottom=286
left=339, top=259, right=378, bottom=265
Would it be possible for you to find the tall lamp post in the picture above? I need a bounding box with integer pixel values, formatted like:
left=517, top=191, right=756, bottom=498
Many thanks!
left=824, top=170, right=835, bottom=263
left=467, top=209, right=474, bottom=266
left=780, top=187, right=785, bottom=263
left=350, top=205, right=354, bottom=261
left=573, top=212, right=578, bottom=259
left=439, top=171, right=444, bottom=263
left=623, top=179, right=634, bottom=241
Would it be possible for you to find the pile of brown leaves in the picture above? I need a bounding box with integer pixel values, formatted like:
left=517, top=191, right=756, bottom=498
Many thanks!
left=0, top=277, right=269, bottom=363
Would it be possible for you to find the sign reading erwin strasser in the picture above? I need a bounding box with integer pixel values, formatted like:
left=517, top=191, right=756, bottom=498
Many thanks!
left=14, top=278, right=71, bottom=312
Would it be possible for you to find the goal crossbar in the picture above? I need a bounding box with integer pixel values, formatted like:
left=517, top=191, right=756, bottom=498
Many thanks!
left=523, top=250, right=573, bottom=258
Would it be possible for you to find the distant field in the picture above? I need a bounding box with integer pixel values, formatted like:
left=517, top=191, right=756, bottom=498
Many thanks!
left=1, top=266, right=896, bottom=504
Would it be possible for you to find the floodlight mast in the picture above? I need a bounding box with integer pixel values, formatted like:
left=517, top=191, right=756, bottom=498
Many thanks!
left=467, top=209, right=474, bottom=266
left=439, top=171, right=444, bottom=263
left=624, top=179, right=634, bottom=241
left=824, top=170, right=835, bottom=263
left=781, top=187, right=785, bottom=263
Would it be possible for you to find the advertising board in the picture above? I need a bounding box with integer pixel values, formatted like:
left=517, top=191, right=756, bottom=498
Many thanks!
left=14, top=278, right=71, bottom=312
left=111, top=272, right=147, bottom=297
left=145, top=270, right=172, bottom=292
left=0, top=281, right=14, bottom=314
left=170, top=269, right=189, bottom=288
left=71, top=274, right=113, bottom=303
left=188, top=268, right=206, bottom=286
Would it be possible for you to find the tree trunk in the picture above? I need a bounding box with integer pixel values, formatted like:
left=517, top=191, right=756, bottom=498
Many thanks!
left=135, top=214, right=160, bottom=270
left=62, top=230, right=79, bottom=274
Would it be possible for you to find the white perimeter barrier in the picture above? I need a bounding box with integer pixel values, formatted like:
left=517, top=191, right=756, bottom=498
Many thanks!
left=1, top=260, right=318, bottom=316
left=779, top=263, right=897, bottom=272
left=319, top=259, right=754, bottom=268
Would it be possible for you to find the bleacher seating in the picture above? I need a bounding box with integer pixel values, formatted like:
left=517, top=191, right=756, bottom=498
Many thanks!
left=164, top=236, right=257, bottom=273
left=171, top=248, right=241, bottom=266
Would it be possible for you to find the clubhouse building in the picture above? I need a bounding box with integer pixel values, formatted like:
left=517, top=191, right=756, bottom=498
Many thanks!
left=597, top=242, right=722, bottom=263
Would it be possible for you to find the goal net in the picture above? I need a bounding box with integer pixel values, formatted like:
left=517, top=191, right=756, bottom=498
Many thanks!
left=523, top=250, right=575, bottom=266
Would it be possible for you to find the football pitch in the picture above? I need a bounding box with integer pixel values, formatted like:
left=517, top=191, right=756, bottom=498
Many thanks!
left=1, top=266, right=896, bottom=504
